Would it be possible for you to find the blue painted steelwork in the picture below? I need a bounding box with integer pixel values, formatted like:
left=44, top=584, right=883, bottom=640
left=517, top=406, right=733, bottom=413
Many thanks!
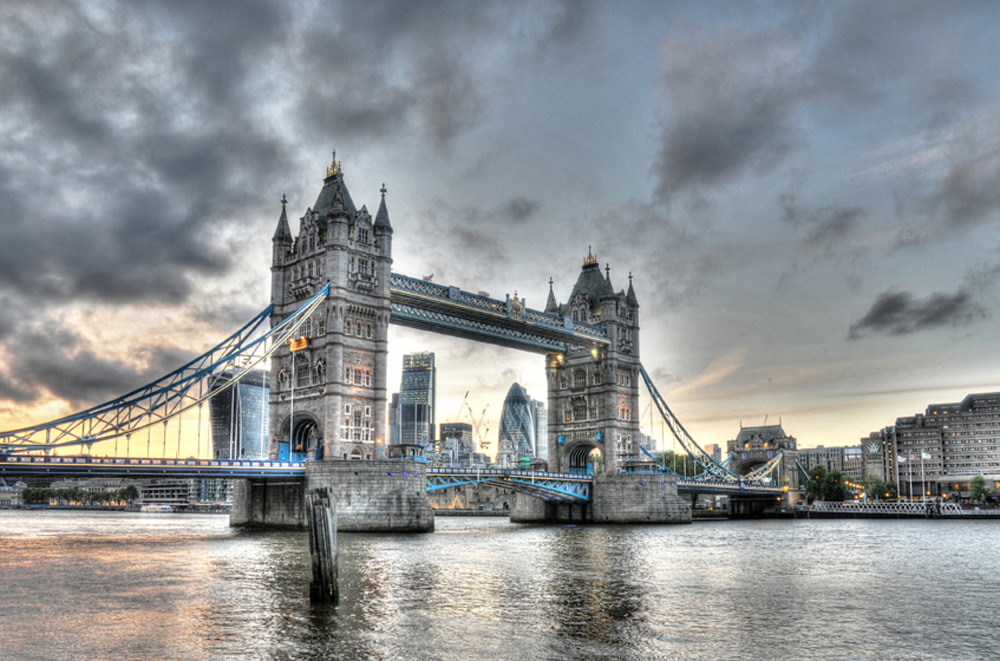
left=0, top=454, right=306, bottom=479
left=390, top=274, right=609, bottom=354
left=0, top=284, right=331, bottom=455
left=676, top=478, right=783, bottom=495
left=426, top=467, right=591, bottom=502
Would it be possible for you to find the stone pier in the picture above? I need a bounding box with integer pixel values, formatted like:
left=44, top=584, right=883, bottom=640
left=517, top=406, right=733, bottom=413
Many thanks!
left=510, top=473, right=691, bottom=524
left=231, top=459, right=435, bottom=532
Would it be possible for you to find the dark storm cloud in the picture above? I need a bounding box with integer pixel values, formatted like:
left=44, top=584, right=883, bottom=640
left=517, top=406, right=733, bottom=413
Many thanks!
left=297, top=2, right=500, bottom=149
left=809, top=1, right=979, bottom=129
left=848, top=289, right=985, bottom=339
left=0, top=316, right=197, bottom=407
left=504, top=198, right=540, bottom=223
left=932, top=152, right=1000, bottom=227
left=0, top=2, right=295, bottom=310
left=654, top=26, right=804, bottom=202
left=655, top=2, right=985, bottom=202
left=780, top=193, right=866, bottom=248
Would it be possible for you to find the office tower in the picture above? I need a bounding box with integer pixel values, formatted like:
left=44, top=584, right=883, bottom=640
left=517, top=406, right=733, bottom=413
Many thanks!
left=399, top=352, right=436, bottom=446
left=530, top=399, right=547, bottom=460
left=499, top=383, right=535, bottom=463
left=208, top=369, right=270, bottom=459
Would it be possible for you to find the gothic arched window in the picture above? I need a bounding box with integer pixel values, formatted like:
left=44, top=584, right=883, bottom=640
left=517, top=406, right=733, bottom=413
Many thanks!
left=574, top=369, right=586, bottom=389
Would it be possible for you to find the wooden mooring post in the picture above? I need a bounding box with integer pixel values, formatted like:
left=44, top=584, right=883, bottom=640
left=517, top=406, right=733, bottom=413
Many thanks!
left=306, top=488, right=338, bottom=604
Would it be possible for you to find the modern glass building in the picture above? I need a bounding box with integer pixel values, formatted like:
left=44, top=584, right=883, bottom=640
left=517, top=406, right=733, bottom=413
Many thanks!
left=208, top=369, right=270, bottom=459
left=398, top=352, right=436, bottom=446
left=499, top=383, right=535, bottom=461
left=531, top=399, right=547, bottom=460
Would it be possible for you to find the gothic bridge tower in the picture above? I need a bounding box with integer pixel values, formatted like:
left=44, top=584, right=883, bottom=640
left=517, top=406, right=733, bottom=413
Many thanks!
left=545, top=248, right=641, bottom=475
left=268, top=152, right=393, bottom=462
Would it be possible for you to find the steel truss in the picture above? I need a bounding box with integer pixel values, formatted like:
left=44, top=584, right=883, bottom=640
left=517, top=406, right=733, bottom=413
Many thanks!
left=0, top=284, right=330, bottom=454
left=639, top=363, right=784, bottom=485
left=390, top=274, right=609, bottom=354
left=426, top=467, right=591, bottom=502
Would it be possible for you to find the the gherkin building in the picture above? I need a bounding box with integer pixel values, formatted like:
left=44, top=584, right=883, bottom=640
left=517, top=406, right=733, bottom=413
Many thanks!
left=499, top=382, right=535, bottom=463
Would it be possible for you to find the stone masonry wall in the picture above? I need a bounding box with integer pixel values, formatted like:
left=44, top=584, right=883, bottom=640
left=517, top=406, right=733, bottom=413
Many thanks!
left=230, top=479, right=306, bottom=529
left=590, top=473, right=691, bottom=524
left=305, top=459, right=434, bottom=532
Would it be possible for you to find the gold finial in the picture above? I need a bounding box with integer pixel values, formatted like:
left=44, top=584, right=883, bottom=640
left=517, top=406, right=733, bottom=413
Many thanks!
left=584, top=245, right=598, bottom=266
left=326, top=150, right=341, bottom=178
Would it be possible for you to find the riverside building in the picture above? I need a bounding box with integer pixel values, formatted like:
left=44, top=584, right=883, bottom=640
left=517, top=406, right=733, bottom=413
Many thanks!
left=863, top=392, right=1000, bottom=499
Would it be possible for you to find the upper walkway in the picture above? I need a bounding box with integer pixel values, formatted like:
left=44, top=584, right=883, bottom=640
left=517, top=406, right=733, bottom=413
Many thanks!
left=389, top=273, right=609, bottom=354
left=0, top=454, right=306, bottom=479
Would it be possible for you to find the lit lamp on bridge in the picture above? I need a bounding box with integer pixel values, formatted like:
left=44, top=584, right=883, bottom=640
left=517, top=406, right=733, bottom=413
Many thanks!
left=290, top=336, right=308, bottom=352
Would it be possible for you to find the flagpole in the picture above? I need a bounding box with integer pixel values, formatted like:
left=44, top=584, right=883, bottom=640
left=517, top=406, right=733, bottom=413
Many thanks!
left=921, top=453, right=927, bottom=501
left=909, top=456, right=913, bottom=501
left=896, top=452, right=906, bottom=500
left=897, top=456, right=904, bottom=500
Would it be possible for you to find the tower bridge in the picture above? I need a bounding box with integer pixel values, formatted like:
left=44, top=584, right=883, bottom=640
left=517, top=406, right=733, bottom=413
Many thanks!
left=0, top=152, right=797, bottom=529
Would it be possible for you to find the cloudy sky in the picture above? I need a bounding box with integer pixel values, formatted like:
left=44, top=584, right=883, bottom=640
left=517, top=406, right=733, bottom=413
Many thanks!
left=3, top=0, right=1000, bottom=456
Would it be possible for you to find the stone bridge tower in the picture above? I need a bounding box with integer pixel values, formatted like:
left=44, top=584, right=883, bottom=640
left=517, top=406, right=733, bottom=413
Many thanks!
left=545, top=249, right=641, bottom=475
left=727, top=424, right=800, bottom=507
left=268, top=153, right=393, bottom=462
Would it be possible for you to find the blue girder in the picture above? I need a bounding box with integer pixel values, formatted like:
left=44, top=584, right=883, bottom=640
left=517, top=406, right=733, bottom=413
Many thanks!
left=426, top=467, right=591, bottom=502
left=390, top=274, right=609, bottom=354
left=0, top=454, right=306, bottom=479
left=0, top=284, right=330, bottom=454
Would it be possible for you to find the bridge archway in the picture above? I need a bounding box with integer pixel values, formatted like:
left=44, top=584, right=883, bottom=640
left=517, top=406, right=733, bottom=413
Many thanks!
left=567, top=442, right=601, bottom=475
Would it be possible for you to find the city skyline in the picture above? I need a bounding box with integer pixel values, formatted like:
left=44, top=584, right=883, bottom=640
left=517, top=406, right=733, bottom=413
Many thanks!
left=3, top=2, right=1000, bottom=456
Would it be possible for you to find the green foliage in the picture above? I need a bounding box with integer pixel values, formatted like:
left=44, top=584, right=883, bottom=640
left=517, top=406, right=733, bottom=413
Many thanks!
left=20, top=485, right=137, bottom=506
left=804, top=465, right=849, bottom=502
left=970, top=475, right=990, bottom=503
left=822, top=470, right=847, bottom=502
left=860, top=475, right=897, bottom=500
left=655, top=451, right=701, bottom=477
left=804, top=465, right=826, bottom=503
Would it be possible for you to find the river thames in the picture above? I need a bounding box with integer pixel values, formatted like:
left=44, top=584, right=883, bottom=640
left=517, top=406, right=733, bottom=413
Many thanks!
left=1, top=510, right=998, bottom=660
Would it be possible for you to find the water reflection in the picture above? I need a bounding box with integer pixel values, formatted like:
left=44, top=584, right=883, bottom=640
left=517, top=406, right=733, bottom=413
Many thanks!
left=3, top=512, right=1000, bottom=660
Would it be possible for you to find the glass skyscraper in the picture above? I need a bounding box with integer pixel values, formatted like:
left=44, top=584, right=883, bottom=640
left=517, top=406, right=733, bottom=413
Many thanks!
left=208, top=369, right=270, bottom=459
left=398, top=352, right=436, bottom=446
left=499, top=382, right=535, bottom=461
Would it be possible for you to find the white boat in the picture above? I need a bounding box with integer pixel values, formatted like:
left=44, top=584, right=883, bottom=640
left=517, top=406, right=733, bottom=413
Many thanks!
left=140, top=504, right=174, bottom=513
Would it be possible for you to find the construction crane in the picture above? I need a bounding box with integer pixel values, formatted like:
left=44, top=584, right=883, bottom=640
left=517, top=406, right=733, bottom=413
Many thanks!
left=451, top=391, right=470, bottom=423
left=465, top=401, right=491, bottom=450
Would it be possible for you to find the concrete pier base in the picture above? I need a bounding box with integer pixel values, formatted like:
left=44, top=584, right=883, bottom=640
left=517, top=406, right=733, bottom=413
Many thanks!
left=231, top=460, right=435, bottom=532
left=510, top=473, right=691, bottom=524
left=230, top=479, right=306, bottom=530
left=306, top=459, right=434, bottom=532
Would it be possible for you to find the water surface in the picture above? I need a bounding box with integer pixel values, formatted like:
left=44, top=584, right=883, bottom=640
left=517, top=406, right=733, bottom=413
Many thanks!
left=1, top=510, right=998, bottom=660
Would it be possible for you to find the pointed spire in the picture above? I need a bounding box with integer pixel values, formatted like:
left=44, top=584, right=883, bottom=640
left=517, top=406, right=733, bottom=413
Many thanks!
left=374, top=182, right=392, bottom=232
left=626, top=271, right=639, bottom=307
left=601, top=264, right=615, bottom=299
left=545, top=278, right=558, bottom=314
left=273, top=194, right=292, bottom=242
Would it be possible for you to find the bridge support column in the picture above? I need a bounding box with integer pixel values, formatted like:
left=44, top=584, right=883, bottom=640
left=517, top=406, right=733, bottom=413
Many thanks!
left=230, top=478, right=307, bottom=529
left=509, top=494, right=591, bottom=523
left=591, top=474, right=691, bottom=524
left=306, top=459, right=434, bottom=532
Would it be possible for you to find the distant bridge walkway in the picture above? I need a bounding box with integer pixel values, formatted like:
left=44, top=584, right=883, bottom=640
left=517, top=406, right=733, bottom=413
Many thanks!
left=0, top=455, right=306, bottom=479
